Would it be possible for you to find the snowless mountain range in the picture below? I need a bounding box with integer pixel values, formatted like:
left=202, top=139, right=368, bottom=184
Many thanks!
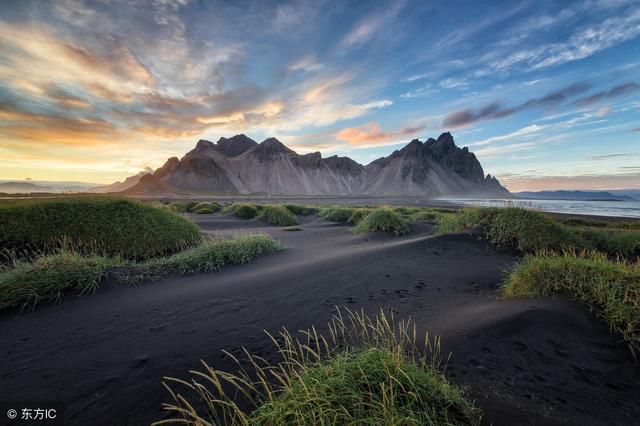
left=106, top=132, right=508, bottom=197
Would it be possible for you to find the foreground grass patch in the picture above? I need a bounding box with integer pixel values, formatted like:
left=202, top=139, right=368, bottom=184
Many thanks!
left=223, top=203, right=259, bottom=219
left=258, top=205, right=299, bottom=226
left=504, top=252, right=640, bottom=354
left=122, top=235, right=282, bottom=284
left=0, top=198, right=201, bottom=260
left=436, top=207, right=639, bottom=257
left=283, top=204, right=319, bottom=216
left=0, top=235, right=282, bottom=312
left=0, top=253, right=118, bottom=311
left=156, top=308, right=481, bottom=426
left=354, top=209, right=410, bottom=236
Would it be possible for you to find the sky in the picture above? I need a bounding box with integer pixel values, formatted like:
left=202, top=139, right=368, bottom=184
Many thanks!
left=0, top=0, right=639, bottom=191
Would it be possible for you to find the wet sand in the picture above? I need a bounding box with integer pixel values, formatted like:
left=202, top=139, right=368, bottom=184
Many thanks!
left=0, top=214, right=638, bottom=425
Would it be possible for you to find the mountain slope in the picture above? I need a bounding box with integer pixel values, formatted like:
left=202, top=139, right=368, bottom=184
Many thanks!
left=126, top=133, right=508, bottom=196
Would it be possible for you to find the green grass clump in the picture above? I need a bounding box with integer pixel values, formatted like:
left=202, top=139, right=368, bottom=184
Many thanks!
left=283, top=204, right=319, bottom=216
left=319, top=206, right=357, bottom=222
left=156, top=308, right=481, bottom=426
left=189, top=202, right=221, bottom=214
left=577, top=228, right=640, bottom=257
left=258, top=205, right=299, bottom=226
left=223, top=203, right=259, bottom=219
left=347, top=208, right=373, bottom=224
left=353, top=209, right=410, bottom=236
left=437, top=207, right=640, bottom=257
left=563, top=218, right=607, bottom=228
left=0, top=198, right=201, bottom=260
left=0, top=235, right=282, bottom=312
left=436, top=207, right=582, bottom=253
left=0, top=253, right=119, bottom=311
left=122, top=235, right=283, bottom=284
left=504, top=252, right=640, bottom=354
left=563, top=218, right=640, bottom=231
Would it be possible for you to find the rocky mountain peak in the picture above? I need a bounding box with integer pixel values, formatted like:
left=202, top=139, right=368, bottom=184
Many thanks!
left=195, top=139, right=215, bottom=152
left=124, top=133, right=508, bottom=196
left=213, top=134, right=257, bottom=157
left=259, top=137, right=292, bottom=152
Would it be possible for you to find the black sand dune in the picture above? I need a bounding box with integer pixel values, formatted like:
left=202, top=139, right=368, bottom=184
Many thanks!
left=0, top=215, right=638, bottom=425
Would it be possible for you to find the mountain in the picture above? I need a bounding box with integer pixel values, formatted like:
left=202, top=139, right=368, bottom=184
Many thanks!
left=126, top=132, right=509, bottom=197
left=0, top=180, right=98, bottom=194
left=89, top=171, right=151, bottom=193
left=0, top=181, right=50, bottom=194
left=515, top=190, right=633, bottom=202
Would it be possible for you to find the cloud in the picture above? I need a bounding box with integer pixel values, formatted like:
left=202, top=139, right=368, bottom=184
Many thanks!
left=439, top=78, right=467, bottom=89
left=288, top=55, right=323, bottom=73
left=443, top=82, right=592, bottom=127
left=573, top=81, right=640, bottom=106
left=474, top=142, right=537, bottom=158
left=336, top=121, right=425, bottom=147
left=400, top=85, right=435, bottom=99
left=490, top=9, right=640, bottom=72
left=469, top=124, right=547, bottom=147
left=341, top=0, right=405, bottom=47
left=591, top=153, right=631, bottom=160
left=594, top=106, right=612, bottom=117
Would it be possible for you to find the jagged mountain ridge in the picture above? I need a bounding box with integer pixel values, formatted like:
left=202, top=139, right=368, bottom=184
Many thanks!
left=126, top=132, right=508, bottom=196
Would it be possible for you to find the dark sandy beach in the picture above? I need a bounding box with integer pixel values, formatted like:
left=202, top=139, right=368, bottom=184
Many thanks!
left=1, top=214, right=639, bottom=425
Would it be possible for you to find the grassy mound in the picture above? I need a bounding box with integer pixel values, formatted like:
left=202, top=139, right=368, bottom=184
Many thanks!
left=319, top=206, right=358, bottom=222
left=156, top=308, right=481, bottom=425
left=0, top=198, right=201, bottom=260
left=437, top=207, right=639, bottom=257
left=576, top=227, right=640, bottom=257
left=0, top=235, right=282, bottom=312
left=437, top=207, right=579, bottom=252
left=258, top=205, right=299, bottom=226
left=354, top=209, right=410, bottom=236
left=563, top=218, right=640, bottom=230
left=189, top=202, right=221, bottom=214
left=223, top=203, right=259, bottom=219
left=504, top=252, right=640, bottom=354
left=0, top=253, right=117, bottom=311
left=283, top=204, right=319, bottom=216
left=347, top=208, right=373, bottom=224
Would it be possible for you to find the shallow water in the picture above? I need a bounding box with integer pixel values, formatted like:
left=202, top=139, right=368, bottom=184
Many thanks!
left=448, top=198, right=640, bottom=218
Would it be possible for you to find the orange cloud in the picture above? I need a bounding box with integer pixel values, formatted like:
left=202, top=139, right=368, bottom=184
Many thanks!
left=336, top=122, right=425, bottom=146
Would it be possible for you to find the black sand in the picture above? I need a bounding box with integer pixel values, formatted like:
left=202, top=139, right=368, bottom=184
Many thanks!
left=0, top=214, right=638, bottom=425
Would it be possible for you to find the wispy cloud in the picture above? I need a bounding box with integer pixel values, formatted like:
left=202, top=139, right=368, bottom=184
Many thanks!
left=341, top=0, right=405, bottom=47
left=336, top=121, right=425, bottom=147
left=573, top=81, right=640, bottom=106
left=443, top=82, right=591, bottom=127
left=439, top=78, right=467, bottom=89
left=400, top=85, right=435, bottom=99
left=489, top=9, right=640, bottom=72
left=591, top=153, right=633, bottom=160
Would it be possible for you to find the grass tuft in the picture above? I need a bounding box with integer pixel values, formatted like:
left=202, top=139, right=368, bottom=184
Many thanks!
left=155, top=307, right=481, bottom=426
left=318, top=206, right=356, bottom=222
left=0, top=253, right=119, bottom=311
left=283, top=204, right=319, bottom=216
left=258, top=205, right=299, bottom=226
left=223, top=203, right=259, bottom=219
left=0, top=235, right=282, bottom=312
left=504, top=251, right=640, bottom=355
left=353, top=209, right=410, bottom=236
left=435, top=207, right=640, bottom=257
left=0, top=197, right=202, bottom=260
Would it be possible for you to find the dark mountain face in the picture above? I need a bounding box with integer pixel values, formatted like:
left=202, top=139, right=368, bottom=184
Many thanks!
left=126, top=133, right=509, bottom=196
